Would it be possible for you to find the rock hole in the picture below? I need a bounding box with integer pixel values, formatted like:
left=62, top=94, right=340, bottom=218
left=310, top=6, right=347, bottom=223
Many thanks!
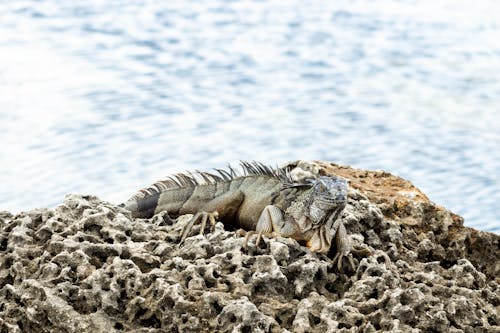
left=325, top=282, right=337, bottom=293
left=205, top=279, right=216, bottom=288
left=243, top=257, right=255, bottom=268
left=119, top=290, right=127, bottom=303
left=228, top=313, right=236, bottom=323
left=140, top=314, right=160, bottom=328
left=1, top=274, right=14, bottom=287
left=82, top=282, right=92, bottom=290
left=85, top=246, right=118, bottom=266
left=185, top=276, right=192, bottom=288
left=131, top=256, right=160, bottom=273
left=89, top=256, right=103, bottom=269
left=241, top=325, right=251, bottom=333
left=228, top=265, right=237, bottom=274
left=114, top=322, right=123, bottom=330
left=3, top=222, right=17, bottom=233
left=212, top=300, right=223, bottom=314
left=35, top=230, right=52, bottom=242
left=242, top=272, right=251, bottom=284
left=84, top=224, right=102, bottom=235
left=116, top=234, right=127, bottom=242
left=308, top=313, right=321, bottom=326
left=224, top=280, right=233, bottom=292
left=136, top=308, right=147, bottom=318
left=368, top=289, right=379, bottom=299
left=118, top=279, right=126, bottom=289
left=338, top=322, right=351, bottom=329
left=440, top=259, right=457, bottom=269
left=73, top=302, right=98, bottom=315
left=376, top=256, right=385, bottom=264
left=253, top=284, right=265, bottom=294
left=164, top=296, right=175, bottom=309
left=120, top=248, right=131, bottom=259
left=366, top=267, right=383, bottom=277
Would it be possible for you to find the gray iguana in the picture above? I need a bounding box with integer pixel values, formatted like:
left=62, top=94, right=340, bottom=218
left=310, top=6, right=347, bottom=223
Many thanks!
left=121, top=161, right=353, bottom=269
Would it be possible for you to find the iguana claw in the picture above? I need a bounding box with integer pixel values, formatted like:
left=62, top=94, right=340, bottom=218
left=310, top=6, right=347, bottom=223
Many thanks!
left=332, top=251, right=356, bottom=272
left=179, top=211, right=218, bottom=244
left=330, top=217, right=355, bottom=271
left=242, top=230, right=265, bottom=250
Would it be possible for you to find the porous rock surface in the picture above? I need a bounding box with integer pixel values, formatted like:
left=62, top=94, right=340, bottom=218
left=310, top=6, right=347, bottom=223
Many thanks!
left=0, top=161, right=498, bottom=332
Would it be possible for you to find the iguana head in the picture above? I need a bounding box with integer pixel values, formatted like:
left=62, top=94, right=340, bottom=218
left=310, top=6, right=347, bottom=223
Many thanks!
left=305, top=176, right=348, bottom=253
left=307, top=176, right=348, bottom=223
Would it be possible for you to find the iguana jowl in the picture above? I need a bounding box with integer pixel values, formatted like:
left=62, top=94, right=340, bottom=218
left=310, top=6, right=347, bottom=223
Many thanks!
left=122, top=161, right=351, bottom=267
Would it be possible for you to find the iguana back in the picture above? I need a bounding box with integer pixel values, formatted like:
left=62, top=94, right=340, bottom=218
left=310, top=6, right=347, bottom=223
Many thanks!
left=121, top=162, right=300, bottom=229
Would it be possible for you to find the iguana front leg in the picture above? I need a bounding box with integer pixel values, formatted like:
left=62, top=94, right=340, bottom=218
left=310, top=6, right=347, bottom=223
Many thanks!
left=331, top=218, right=354, bottom=271
left=179, top=190, right=244, bottom=244
left=247, top=204, right=355, bottom=272
left=244, top=205, right=298, bottom=248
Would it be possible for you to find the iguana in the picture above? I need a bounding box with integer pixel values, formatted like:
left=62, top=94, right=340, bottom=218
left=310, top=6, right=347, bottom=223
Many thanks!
left=121, top=161, right=352, bottom=269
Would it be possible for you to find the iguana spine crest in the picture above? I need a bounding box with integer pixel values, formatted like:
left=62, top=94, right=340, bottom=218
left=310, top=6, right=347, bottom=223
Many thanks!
left=130, top=161, right=296, bottom=201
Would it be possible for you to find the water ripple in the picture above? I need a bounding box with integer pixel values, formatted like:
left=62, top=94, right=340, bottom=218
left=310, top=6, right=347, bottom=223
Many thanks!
left=0, top=0, right=498, bottom=233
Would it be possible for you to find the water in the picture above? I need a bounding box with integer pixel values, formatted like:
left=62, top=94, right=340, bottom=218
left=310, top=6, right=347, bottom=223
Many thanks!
left=0, top=0, right=499, bottom=233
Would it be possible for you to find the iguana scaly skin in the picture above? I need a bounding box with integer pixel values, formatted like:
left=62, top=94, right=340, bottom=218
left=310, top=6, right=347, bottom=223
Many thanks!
left=122, top=161, right=351, bottom=267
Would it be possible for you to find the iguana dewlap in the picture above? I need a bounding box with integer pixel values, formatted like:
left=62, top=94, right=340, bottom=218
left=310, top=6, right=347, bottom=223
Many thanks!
left=121, top=161, right=350, bottom=265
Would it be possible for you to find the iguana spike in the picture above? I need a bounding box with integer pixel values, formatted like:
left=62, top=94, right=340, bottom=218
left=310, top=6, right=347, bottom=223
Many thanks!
left=214, top=168, right=232, bottom=181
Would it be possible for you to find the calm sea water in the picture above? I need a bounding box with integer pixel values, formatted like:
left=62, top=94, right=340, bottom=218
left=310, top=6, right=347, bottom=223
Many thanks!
left=0, top=1, right=499, bottom=232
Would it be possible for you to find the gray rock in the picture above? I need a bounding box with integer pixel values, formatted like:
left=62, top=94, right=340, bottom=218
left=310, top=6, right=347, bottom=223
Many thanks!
left=1, top=165, right=499, bottom=332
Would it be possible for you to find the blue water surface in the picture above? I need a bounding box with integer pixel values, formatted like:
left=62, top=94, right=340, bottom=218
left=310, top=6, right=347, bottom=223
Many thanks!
left=0, top=0, right=499, bottom=232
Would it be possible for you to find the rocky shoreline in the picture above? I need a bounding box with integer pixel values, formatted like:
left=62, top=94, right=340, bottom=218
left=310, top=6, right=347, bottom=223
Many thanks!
left=0, top=161, right=498, bottom=332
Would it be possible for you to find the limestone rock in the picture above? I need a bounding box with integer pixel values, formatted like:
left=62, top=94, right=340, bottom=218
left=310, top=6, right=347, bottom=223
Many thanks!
left=0, top=163, right=499, bottom=332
